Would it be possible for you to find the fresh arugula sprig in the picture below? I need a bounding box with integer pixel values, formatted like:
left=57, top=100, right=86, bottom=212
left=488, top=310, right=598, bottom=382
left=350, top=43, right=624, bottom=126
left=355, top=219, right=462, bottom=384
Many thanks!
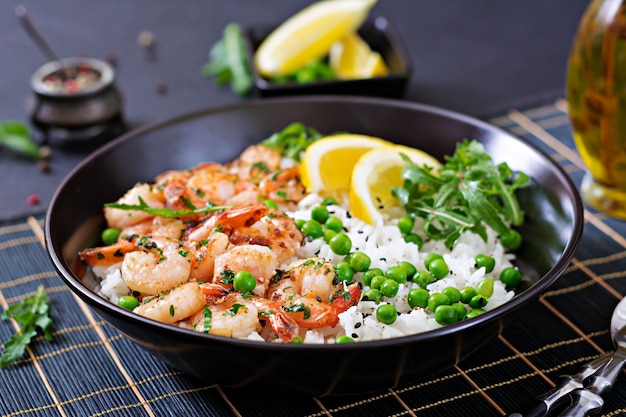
left=1, top=285, right=53, bottom=368
left=392, top=139, right=530, bottom=249
left=105, top=196, right=230, bottom=219
left=202, top=22, right=253, bottom=97
left=261, top=122, right=323, bottom=162
left=0, top=121, right=42, bottom=160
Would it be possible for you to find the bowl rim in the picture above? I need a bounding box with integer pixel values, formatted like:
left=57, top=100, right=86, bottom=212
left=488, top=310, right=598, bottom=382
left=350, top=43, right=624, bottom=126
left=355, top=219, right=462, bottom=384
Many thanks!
left=45, top=95, right=584, bottom=351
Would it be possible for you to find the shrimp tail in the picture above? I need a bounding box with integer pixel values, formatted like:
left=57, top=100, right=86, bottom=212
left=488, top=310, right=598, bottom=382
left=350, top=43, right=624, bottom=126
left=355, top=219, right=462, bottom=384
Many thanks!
left=198, top=282, right=232, bottom=301
left=79, top=240, right=137, bottom=266
left=330, top=282, right=362, bottom=313
left=266, top=310, right=300, bottom=343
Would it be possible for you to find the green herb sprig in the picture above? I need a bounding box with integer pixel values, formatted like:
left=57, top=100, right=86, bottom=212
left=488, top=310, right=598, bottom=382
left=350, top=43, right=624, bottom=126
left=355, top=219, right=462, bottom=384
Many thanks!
left=1, top=285, right=53, bottom=368
left=261, top=122, right=323, bottom=162
left=0, top=121, right=42, bottom=160
left=202, top=22, right=253, bottom=97
left=105, top=196, right=230, bottom=219
left=392, top=139, right=530, bottom=249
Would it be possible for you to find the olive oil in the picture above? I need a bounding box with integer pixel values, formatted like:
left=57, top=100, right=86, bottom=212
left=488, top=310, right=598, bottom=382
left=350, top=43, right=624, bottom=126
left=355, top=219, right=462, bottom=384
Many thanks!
left=566, top=0, right=626, bottom=218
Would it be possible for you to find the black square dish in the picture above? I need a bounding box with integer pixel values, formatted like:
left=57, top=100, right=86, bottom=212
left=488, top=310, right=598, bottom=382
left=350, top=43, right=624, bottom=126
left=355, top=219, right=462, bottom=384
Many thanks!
left=246, top=16, right=411, bottom=98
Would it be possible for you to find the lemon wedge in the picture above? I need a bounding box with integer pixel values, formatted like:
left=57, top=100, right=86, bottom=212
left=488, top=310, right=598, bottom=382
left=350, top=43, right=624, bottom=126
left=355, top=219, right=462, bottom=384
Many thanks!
left=329, top=32, right=389, bottom=79
left=349, top=145, right=441, bottom=224
left=300, top=134, right=391, bottom=193
left=255, top=0, right=377, bottom=78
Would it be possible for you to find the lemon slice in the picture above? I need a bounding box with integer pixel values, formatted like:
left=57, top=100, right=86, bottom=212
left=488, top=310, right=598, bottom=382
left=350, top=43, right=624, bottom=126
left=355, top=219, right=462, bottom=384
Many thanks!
left=255, top=0, right=377, bottom=77
left=329, top=32, right=389, bottom=79
left=300, top=134, right=391, bottom=193
left=349, top=145, right=441, bottom=224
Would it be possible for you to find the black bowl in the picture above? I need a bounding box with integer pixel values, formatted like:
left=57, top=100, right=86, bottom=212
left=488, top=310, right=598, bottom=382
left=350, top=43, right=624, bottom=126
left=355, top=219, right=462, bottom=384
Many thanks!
left=247, top=16, right=411, bottom=98
left=45, top=96, right=583, bottom=395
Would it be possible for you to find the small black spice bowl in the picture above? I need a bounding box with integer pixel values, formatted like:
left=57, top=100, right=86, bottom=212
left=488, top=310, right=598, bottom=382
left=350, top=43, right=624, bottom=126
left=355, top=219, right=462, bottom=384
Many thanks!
left=29, top=57, right=126, bottom=146
left=246, top=16, right=411, bottom=98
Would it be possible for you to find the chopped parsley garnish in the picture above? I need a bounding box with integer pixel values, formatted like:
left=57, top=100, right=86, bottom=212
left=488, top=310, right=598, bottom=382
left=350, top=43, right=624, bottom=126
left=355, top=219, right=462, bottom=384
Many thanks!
left=1, top=286, right=53, bottom=368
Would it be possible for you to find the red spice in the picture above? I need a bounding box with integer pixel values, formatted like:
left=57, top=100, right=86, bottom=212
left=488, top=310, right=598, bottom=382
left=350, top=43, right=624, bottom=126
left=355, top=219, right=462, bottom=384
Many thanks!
left=27, top=194, right=41, bottom=206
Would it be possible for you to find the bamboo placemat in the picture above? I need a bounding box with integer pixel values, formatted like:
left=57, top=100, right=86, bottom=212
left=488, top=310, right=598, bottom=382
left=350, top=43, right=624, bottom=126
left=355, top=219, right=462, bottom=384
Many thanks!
left=1, top=99, right=626, bottom=417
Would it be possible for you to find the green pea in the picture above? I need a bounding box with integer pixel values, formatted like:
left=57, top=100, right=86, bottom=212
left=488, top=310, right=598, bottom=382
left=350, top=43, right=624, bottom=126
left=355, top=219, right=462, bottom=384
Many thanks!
left=452, top=302, right=467, bottom=320
left=423, top=253, right=443, bottom=269
left=474, top=254, right=496, bottom=273
left=501, top=229, right=522, bottom=250
left=376, top=304, right=397, bottom=324
left=379, top=279, right=399, bottom=298
left=404, top=232, right=422, bottom=245
left=370, top=275, right=386, bottom=290
left=466, top=308, right=486, bottom=319
left=323, top=228, right=337, bottom=243
left=363, top=268, right=384, bottom=286
left=385, top=265, right=408, bottom=283
left=428, top=258, right=449, bottom=279
left=434, top=305, right=458, bottom=325
left=325, top=215, right=343, bottom=232
left=407, top=288, right=429, bottom=308
left=290, top=336, right=304, bottom=343
left=321, top=196, right=338, bottom=206
left=361, top=288, right=382, bottom=303
left=442, top=287, right=461, bottom=304
left=397, top=216, right=414, bottom=234
left=263, top=199, right=278, bottom=209
left=427, top=292, right=450, bottom=312
left=500, top=267, right=522, bottom=288
left=101, top=228, right=121, bottom=246
left=233, top=270, right=257, bottom=292
left=295, top=67, right=316, bottom=83
left=301, top=220, right=323, bottom=238
left=475, top=278, right=494, bottom=298
left=398, top=261, right=417, bottom=280
left=118, top=295, right=139, bottom=311
left=329, top=233, right=352, bottom=255
left=335, top=261, right=354, bottom=283
left=349, top=252, right=371, bottom=272
left=469, top=294, right=488, bottom=309
left=295, top=219, right=305, bottom=230
left=311, top=205, right=329, bottom=223
left=413, top=269, right=435, bottom=288
left=404, top=233, right=423, bottom=248
left=459, top=286, right=477, bottom=304
left=335, top=335, right=355, bottom=343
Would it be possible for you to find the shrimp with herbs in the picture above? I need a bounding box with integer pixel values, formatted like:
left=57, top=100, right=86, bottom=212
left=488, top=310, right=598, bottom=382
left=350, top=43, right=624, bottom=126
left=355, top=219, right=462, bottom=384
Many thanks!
left=269, top=258, right=361, bottom=328
left=133, top=282, right=206, bottom=324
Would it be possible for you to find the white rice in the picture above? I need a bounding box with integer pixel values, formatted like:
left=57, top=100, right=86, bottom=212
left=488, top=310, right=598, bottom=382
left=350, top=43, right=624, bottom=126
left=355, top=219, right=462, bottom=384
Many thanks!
left=94, top=192, right=516, bottom=344
left=289, top=193, right=516, bottom=343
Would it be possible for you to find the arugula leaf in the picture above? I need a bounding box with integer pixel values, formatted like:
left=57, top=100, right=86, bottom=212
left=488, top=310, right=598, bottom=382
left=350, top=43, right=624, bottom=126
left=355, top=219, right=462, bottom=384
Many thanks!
left=0, top=121, right=42, bottom=160
left=104, top=196, right=230, bottom=219
left=261, top=122, right=323, bottom=162
left=393, top=139, right=530, bottom=249
left=1, top=285, right=53, bottom=368
left=202, top=23, right=253, bottom=96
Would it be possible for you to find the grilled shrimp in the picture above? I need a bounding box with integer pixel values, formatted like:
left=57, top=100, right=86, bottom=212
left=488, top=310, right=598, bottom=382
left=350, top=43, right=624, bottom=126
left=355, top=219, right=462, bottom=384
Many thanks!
left=104, top=183, right=165, bottom=229
left=133, top=282, right=205, bottom=324
left=213, top=244, right=278, bottom=296
left=197, top=283, right=299, bottom=342
left=270, top=258, right=361, bottom=328
left=121, top=237, right=192, bottom=295
left=229, top=209, right=303, bottom=265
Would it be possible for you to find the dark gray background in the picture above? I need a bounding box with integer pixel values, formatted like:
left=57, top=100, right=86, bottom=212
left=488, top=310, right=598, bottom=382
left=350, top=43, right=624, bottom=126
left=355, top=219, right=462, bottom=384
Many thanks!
left=0, top=0, right=590, bottom=220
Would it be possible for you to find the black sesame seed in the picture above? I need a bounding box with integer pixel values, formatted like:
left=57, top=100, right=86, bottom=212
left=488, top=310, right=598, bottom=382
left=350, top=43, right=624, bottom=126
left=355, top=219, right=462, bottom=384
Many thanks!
left=351, top=333, right=358, bottom=338
left=354, top=322, right=362, bottom=329
left=357, top=230, right=364, bottom=234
